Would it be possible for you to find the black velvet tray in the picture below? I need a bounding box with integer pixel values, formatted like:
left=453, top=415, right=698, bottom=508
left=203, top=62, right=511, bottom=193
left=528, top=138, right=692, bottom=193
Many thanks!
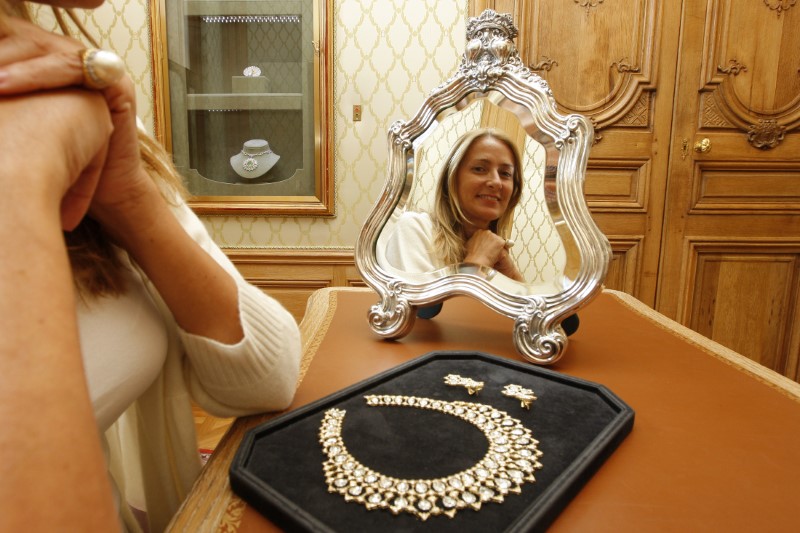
left=230, top=351, right=634, bottom=532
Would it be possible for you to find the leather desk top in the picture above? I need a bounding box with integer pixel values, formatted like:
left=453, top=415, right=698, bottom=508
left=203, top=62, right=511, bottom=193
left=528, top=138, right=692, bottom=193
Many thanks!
left=167, top=288, right=800, bottom=532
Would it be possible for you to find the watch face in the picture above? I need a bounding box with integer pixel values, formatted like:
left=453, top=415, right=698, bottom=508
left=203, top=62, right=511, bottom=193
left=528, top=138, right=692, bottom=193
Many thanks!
left=243, top=65, right=262, bottom=77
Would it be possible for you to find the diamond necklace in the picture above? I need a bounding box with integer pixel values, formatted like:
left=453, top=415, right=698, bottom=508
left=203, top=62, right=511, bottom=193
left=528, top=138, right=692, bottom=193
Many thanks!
left=319, top=395, right=543, bottom=521
left=241, top=147, right=272, bottom=172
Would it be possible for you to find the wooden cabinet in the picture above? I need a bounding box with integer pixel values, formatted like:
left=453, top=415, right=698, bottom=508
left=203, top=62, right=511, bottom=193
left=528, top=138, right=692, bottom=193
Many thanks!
left=473, top=0, right=800, bottom=379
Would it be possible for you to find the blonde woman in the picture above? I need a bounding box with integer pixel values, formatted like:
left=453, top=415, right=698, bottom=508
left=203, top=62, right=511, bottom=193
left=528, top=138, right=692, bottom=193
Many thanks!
left=382, top=128, right=525, bottom=282
left=0, top=1, right=300, bottom=531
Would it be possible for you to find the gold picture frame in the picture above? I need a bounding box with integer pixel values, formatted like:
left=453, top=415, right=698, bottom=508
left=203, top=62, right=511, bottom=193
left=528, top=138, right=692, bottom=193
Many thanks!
left=149, top=0, right=334, bottom=216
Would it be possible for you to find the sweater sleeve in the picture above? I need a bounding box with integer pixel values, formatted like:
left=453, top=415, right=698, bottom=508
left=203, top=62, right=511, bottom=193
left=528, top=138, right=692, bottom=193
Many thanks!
left=380, top=211, right=443, bottom=274
left=167, top=197, right=301, bottom=417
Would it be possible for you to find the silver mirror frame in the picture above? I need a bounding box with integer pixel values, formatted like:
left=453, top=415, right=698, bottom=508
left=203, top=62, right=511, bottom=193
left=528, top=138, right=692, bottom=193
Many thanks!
left=355, top=10, right=611, bottom=364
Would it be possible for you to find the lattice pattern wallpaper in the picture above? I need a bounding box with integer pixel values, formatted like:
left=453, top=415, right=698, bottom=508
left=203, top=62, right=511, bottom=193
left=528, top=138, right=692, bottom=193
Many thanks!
left=37, top=0, right=467, bottom=250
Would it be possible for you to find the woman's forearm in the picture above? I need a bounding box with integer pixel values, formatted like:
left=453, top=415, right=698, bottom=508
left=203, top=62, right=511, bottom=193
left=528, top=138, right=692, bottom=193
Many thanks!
left=0, top=216, right=118, bottom=531
left=0, top=105, right=118, bottom=529
left=94, top=178, right=244, bottom=344
left=495, top=261, right=524, bottom=282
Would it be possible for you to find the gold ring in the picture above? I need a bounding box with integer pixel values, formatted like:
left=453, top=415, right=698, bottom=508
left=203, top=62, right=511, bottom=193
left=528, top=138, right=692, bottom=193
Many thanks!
left=80, top=48, right=125, bottom=89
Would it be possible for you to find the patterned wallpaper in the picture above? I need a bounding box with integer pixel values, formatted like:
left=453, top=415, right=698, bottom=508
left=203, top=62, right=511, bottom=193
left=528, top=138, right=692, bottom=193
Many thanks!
left=39, top=0, right=468, bottom=250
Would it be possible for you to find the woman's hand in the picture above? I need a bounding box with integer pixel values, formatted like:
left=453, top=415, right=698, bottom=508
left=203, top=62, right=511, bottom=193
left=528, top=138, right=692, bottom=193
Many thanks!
left=463, top=229, right=524, bottom=281
left=0, top=18, right=152, bottom=233
left=1, top=89, right=112, bottom=230
left=464, top=229, right=506, bottom=267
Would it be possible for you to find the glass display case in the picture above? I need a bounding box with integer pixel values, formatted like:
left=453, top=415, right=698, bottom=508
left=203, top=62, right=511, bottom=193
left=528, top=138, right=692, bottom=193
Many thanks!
left=150, top=0, right=333, bottom=215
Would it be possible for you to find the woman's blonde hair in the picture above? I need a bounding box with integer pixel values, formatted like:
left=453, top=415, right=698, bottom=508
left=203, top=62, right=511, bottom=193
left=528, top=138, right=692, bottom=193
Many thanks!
left=1, top=2, right=187, bottom=296
left=431, top=128, right=523, bottom=265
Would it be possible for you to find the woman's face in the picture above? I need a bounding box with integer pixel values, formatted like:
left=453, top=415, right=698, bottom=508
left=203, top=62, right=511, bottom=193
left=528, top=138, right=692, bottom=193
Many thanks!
left=455, top=135, right=516, bottom=231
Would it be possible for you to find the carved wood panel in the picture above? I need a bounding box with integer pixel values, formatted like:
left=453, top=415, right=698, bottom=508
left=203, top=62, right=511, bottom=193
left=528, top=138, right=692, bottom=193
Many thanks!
left=699, top=1, right=800, bottom=149
left=683, top=241, right=800, bottom=377
left=519, top=0, right=659, bottom=132
left=605, top=238, right=644, bottom=295
left=690, top=162, right=800, bottom=213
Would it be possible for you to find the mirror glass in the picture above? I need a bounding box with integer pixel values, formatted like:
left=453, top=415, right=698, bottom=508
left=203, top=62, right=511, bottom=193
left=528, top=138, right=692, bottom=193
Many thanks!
left=376, top=95, right=582, bottom=297
left=355, top=10, right=610, bottom=364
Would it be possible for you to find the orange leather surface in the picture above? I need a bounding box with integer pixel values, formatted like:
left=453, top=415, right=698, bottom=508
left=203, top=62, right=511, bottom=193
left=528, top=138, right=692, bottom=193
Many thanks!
left=237, top=291, right=800, bottom=532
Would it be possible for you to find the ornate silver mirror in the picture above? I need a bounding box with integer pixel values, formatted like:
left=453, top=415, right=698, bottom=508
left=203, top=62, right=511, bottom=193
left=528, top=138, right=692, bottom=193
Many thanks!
left=355, top=10, right=611, bottom=365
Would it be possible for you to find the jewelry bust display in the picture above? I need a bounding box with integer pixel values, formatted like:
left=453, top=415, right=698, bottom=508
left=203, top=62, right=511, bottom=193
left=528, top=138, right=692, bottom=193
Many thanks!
left=230, top=139, right=280, bottom=179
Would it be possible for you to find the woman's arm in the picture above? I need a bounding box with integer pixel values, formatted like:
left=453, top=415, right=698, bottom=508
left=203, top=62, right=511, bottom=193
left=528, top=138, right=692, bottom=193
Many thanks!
left=91, top=177, right=246, bottom=343
left=0, top=91, right=120, bottom=531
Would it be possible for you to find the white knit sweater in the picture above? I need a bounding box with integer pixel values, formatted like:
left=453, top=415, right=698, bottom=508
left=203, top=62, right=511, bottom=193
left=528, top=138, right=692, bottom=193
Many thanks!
left=82, top=196, right=301, bottom=532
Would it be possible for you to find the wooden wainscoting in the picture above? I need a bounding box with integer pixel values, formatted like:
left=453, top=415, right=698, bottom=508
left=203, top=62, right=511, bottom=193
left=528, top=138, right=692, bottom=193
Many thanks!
left=225, top=248, right=365, bottom=322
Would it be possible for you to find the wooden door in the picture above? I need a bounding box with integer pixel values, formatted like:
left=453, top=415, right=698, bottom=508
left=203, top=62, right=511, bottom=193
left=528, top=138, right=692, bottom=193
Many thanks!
left=471, top=0, right=800, bottom=380
left=658, top=0, right=800, bottom=378
left=472, top=0, right=681, bottom=306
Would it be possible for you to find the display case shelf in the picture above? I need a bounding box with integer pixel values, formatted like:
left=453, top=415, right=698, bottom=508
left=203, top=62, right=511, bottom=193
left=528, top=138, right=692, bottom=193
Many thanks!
left=186, top=93, right=303, bottom=111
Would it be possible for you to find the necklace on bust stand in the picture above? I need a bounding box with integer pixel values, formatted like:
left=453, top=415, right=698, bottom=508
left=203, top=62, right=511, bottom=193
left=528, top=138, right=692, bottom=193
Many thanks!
left=241, top=147, right=272, bottom=172
left=230, top=139, right=281, bottom=180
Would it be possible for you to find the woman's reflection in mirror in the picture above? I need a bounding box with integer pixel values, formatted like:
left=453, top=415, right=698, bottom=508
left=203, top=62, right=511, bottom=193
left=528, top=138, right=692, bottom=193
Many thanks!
left=383, top=128, right=525, bottom=288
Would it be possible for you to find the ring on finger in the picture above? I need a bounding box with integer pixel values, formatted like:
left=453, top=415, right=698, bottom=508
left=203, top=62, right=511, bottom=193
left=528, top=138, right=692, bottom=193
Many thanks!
left=80, top=48, right=125, bottom=89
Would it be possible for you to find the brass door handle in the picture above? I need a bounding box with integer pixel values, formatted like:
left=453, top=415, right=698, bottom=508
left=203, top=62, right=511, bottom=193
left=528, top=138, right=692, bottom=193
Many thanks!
left=694, top=138, right=711, bottom=153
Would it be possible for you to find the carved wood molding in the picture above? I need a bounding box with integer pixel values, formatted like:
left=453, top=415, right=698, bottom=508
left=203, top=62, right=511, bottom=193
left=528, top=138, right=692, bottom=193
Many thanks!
left=612, top=58, right=641, bottom=74
left=585, top=159, right=650, bottom=212
left=604, top=235, right=644, bottom=295
left=618, top=92, right=651, bottom=127
left=717, top=58, right=748, bottom=76
left=747, top=119, right=787, bottom=149
left=224, top=248, right=355, bottom=265
left=528, top=56, right=558, bottom=72
left=763, top=0, right=797, bottom=17
left=700, top=93, right=735, bottom=128
left=689, top=161, right=800, bottom=214
left=574, top=0, right=604, bottom=12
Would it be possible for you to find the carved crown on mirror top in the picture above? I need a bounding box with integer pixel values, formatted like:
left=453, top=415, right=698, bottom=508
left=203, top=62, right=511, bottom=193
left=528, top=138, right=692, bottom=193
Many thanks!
left=355, top=9, right=611, bottom=365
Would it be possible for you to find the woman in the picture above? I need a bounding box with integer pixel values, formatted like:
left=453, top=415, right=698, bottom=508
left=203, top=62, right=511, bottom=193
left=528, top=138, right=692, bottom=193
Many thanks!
left=381, top=128, right=525, bottom=282
left=0, top=1, right=301, bottom=531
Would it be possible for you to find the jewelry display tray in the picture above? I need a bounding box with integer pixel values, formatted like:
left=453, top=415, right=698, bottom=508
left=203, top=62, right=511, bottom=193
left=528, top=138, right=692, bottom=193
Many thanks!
left=230, top=351, right=634, bottom=532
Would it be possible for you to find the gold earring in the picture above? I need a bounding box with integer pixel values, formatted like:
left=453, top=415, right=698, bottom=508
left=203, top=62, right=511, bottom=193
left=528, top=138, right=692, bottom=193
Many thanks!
left=502, top=384, right=537, bottom=409
left=443, top=374, right=484, bottom=395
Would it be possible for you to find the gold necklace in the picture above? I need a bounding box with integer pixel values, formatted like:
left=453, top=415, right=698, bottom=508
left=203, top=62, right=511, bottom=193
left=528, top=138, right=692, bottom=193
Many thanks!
left=319, top=394, right=543, bottom=520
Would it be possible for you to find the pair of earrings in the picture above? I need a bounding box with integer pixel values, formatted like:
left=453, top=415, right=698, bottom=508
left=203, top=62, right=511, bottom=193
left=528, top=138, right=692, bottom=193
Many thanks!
left=443, top=374, right=538, bottom=409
